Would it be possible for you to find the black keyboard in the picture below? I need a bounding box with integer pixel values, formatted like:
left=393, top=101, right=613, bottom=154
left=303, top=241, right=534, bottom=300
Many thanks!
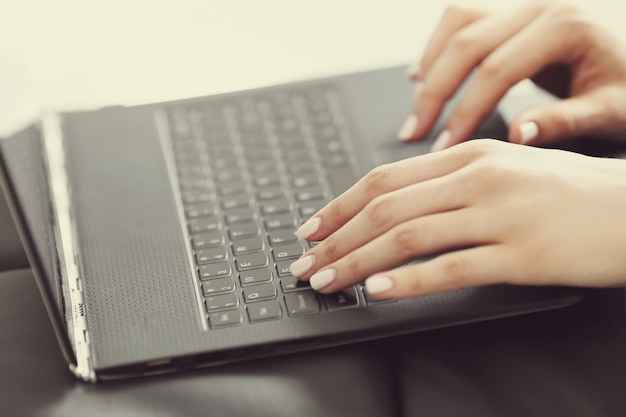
left=166, top=86, right=372, bottom=329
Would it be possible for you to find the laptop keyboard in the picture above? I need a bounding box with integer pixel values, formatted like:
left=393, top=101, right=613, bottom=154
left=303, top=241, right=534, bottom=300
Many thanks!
left=166, top=86, right=383, bottom=329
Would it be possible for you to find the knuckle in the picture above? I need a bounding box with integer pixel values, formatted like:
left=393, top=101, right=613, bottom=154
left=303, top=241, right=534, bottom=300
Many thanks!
left=324, top=198, right=343, bottom=221
left=454, top=138, right=502, bottom=161
left=476, top=56, right=510, bottom=86
left=466, top=156, right=507, bottom=180
left=364, top=195, right=394, bottom=228
left=405, top=270, right=425, bottom=295
left=455, top=150, right=511, bottom=191
left=448, top=30, right=480, bottom=55
left=343, top=253, right=362, bottom=278
left=440, top=256, right=471, bottom=288
left=545, top=3, right=595, bottom=44
left=442, top=4, right=474, bottom=24
left=547, top=107, right=579, bottom=136
left=322, top=236, right=342, bottom=262
left=362, top=164, right=394, bottom=196
left=546, top=1, right=582, bottom=20
left=391, top=224, right=420, bottom=256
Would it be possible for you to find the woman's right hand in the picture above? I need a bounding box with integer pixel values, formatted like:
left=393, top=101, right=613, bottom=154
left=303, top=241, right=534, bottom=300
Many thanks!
left=399, top=1, right=626, bottom=151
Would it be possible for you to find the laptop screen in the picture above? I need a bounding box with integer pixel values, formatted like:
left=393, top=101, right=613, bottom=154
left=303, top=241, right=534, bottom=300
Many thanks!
left=0, top=124, right=66, bottom=325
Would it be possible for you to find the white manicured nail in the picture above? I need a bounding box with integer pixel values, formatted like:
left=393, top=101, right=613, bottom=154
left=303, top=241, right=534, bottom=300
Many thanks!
left=289, top=256, right=315, bottom=277
left=430, top=129, right=451, bottom=152
left=398, top=114, right=418, bottom=141
left=520, top=121, right=539, bottom=144
left=295, top=217, right=321, bottom=240
left=310, top=269, right=336, bottom=290
left=365, top=276, right=394, bottom=294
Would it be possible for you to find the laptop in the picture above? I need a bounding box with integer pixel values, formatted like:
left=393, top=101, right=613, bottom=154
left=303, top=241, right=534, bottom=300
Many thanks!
left=0, top=66, right=584, bottom=382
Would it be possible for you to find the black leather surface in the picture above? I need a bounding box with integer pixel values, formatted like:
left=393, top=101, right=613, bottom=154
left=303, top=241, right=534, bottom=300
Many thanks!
left=1, top=268, right=625, bottom=417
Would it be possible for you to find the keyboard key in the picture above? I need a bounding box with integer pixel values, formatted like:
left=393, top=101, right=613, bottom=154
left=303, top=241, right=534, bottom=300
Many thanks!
left=195, top=247, right=228, bottom=264
left=216, top=180, right=247, bottom=196
left=224, top=207, right=255, bottom=224
left=182, top=190, right=212, bottom=205
left=243, top=283, right=277, bottom=303
left=298, top=199, right=326, bottom=218
left=247, top=301, right=282, bottom=322
left=291, top=173, right=321, bottom=188
left=228, top=222, right=259, bottom=240
left=285, top=291, right=321, bottom=316
left=202, top=277, right=236, bottom=296
left=253, top=172, right=282, bottom=187
left=280, top=275, right=311, bottom=292
left=268, top=229, right=298, bottom=246
left=236, top=252, right=269, bottom=271
left=198, top=261, right=232, bottom=280
left=192, top=231, right=224, bottom=249
left=286, top=161, right=317, bottom=175
left=275, top=260, right=294, bottom=277
left=205, top=293, right=239, bottom=312
left=256, top=186, right=286, bottom=201
left=362, top=286, right=396, bottom=305
left=184, top=203, right=215, bottom=219
left=296, top=187, right=325, bottom=202
left=232, top=237, right=264, bottom=255
left=208, top=310, right=242, bottom=328
left=324, top=288, right=359, bottom=311
left=215, top=169, right=243, bottom=183
left=188, top=216, right=220, bottom=233
left=260, top=199, right=291, bottom=215
left=239, top=268, right=273, bottom=287
left=221, top=194, right=251, bottom=210
left=272, top=242, right=304, bottom=261
left=264, top=213, right=295, bottom=231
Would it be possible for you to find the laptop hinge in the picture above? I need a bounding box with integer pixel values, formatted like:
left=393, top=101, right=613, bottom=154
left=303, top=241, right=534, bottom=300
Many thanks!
left=42, top=113, right=96, bottom=382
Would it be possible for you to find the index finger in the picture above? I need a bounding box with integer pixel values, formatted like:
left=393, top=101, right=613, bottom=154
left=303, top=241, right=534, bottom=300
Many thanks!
left=295, top=142, right=478, bottom=242
left=411, top=4, right=488, bottom=81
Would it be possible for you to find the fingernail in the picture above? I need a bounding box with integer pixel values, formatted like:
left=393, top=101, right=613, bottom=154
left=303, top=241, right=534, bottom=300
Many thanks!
left=365, top=276, right=394, bottom=294
left=430, top=129, right=451, bottom=152
left=405, top=62, right=420, bottom=79
left=519, top=121, right=539, bottom=144
left=310, top=268, right=336, bottom=291
left=295, top=217, right=321, bottom=240
left=398, top=114, right=418, bottom=141
left=289, top=255, right=315, bottom=277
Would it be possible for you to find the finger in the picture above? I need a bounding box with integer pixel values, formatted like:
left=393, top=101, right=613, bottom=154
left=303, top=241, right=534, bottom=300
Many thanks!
left=294, top=143, right=479, bottom=243
left=408, top=4, right=488, bottom=81
left=304, top=208, right=488, bottom=293
left=510, top=88, right=626, bottom=146
left=432, top=6, right=596, bottom=150
left=403, top=4, right=545, bottom=142
left=364, top=245, right=512, bottom=299
left=291, top=170, right=473, bottom=280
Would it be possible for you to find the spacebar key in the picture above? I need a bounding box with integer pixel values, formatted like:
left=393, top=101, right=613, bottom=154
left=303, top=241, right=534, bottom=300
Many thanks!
left=327, top=166, right=358, bottom=196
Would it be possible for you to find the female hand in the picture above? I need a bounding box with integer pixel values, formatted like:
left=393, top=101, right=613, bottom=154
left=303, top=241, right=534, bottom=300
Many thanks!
left=398, top=1, right=626, bottom=151
left=289, top=140, right=626, bottom=299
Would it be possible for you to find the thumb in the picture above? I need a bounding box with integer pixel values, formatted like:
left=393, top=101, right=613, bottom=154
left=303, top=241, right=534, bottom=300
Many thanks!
left=508, top=93, right=624, bottom=146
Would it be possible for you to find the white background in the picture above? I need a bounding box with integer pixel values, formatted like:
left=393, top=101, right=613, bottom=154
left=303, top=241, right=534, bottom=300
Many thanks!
left=0, top=0, right=623, bottom=115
